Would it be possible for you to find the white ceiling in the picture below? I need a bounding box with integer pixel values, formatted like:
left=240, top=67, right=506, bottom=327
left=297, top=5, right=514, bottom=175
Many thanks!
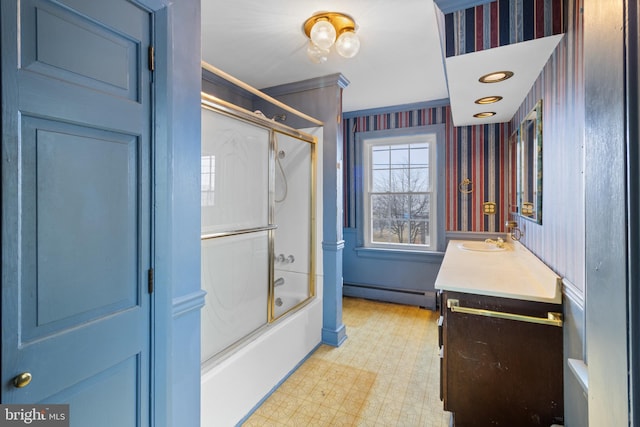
left=201, top=1, right=562, bottom=123
left=201, top=0, right=449, bottom=113
left=446, top=35, right=563, bottom=126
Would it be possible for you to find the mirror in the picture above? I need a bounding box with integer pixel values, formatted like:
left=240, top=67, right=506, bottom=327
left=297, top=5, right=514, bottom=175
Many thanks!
left=517, top=100, right=543, bottom=224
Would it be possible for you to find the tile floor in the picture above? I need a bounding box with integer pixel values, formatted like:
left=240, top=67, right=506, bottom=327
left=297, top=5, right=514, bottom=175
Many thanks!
left=242, top=297, right=451, bottom=426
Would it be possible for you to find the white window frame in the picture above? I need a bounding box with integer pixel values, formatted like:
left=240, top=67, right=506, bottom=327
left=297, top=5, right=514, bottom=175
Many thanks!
left=356, top=125, right=445, bottom=253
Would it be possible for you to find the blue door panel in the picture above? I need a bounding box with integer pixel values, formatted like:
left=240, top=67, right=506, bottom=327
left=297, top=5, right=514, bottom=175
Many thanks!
left=20, top=116, right=139, bottom=337
left=37, top=0, right=151, bottom=42
left=10, top=306, right=145, bottom=403
left=45, top=356, right=140, bottom=427
left=21, top=1, right=140, bottom=100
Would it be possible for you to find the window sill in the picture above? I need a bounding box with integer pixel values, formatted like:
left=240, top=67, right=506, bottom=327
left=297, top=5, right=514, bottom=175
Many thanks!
left=353, top=246, right=445, bottom=263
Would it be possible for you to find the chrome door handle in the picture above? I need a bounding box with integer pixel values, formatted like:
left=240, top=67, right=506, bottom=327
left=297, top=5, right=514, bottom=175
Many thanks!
left=13, top=372, right=32, bottom=388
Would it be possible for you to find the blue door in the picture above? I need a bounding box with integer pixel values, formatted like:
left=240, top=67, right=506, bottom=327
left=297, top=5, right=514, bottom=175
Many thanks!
left=1, top=0, right=153, bottom=425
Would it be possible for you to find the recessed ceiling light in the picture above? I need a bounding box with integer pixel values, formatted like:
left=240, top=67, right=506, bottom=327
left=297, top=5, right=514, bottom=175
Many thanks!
left=473, top=112, right=496, bottom=118
left=475, top=96, right=503, bottom=104
left=478, top=71, right=514, bottom=83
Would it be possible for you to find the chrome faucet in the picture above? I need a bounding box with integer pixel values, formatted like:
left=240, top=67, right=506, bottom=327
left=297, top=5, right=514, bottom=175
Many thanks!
left=484, top=237, right=505, bottom=248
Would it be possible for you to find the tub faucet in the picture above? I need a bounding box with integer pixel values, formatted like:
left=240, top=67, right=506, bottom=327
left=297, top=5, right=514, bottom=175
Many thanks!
left=274, top=277, right=285, bottom=287
left=484, top=237, right=505, bottom=248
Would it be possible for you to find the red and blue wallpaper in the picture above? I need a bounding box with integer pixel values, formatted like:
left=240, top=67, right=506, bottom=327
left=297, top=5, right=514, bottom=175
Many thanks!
left=343, top=107, right=511, bottom=233
left=445, top=0, right=564, bottom=57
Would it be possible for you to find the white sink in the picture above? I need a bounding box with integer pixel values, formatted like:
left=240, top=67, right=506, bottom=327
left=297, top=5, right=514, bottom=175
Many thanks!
left=436, top=240, right=562, bottom=304
left=457, top=241, right=507, bottom=252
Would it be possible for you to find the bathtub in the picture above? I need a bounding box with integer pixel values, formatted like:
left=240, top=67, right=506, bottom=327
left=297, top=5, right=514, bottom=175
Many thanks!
left=201, top=286, right=322, bottom=426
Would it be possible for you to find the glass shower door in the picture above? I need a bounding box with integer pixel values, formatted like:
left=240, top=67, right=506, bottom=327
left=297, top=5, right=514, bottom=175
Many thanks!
left=271, top=131, right=315, bottom=319
left=201, top=107, right=270, bottom=363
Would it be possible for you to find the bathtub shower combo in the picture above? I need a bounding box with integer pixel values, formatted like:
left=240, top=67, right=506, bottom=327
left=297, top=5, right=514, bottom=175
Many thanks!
left=200, top=94, right=317, bottom=365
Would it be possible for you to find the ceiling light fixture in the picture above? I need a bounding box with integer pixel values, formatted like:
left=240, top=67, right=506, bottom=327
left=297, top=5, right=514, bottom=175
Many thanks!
left=303, top=12, right=360, bottom=63
left=474, top=112, right=497, bottom=118
left=478, top=71, right=514, bottom=83
left=475, top=96, right=503, bottom=104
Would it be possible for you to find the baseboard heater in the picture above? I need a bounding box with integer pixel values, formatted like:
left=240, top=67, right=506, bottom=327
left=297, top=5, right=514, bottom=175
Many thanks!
left=343, top=282, right=436, bottom=309
left=344, top=282, right=425, bottom=294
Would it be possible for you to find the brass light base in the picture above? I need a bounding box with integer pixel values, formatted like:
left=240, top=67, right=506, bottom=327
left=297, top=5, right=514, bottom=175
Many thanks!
left=303, top=12, right=357, bottom=38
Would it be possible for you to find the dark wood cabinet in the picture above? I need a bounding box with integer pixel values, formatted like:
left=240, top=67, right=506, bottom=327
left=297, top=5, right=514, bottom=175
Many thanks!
left=439, top=290, right=564, bottom=427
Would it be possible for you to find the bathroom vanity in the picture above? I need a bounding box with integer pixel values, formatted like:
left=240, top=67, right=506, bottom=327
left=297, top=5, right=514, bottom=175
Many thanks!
left=436, top=240, right=563, bottom=427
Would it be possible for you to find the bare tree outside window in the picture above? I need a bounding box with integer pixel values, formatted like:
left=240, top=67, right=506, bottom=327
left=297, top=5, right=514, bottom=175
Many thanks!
left=370, top=143, right=431, bottom=246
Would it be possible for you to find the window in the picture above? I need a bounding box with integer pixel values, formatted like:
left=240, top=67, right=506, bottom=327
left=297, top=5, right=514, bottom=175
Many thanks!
left=360, top=127, right=443, bottom=252
left=201, top=155, right=215, bottom=206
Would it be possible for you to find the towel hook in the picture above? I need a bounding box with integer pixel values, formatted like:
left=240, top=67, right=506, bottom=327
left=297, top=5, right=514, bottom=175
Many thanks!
left=459, top=178, right=473, bottom=194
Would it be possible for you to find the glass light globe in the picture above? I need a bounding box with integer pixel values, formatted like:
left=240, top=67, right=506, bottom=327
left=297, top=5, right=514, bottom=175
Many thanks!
left=310, top=19, right=336, bottom=50
left=335, top=30, right=360, bottom=58
left=306, top=42, right=329, bottom=64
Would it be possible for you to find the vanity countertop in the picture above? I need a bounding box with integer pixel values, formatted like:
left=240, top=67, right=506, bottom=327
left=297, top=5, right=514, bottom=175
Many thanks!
left=435, top=240, right=562, bottom=304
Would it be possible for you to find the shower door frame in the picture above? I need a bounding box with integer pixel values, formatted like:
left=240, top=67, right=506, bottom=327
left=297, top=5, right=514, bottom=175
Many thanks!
left=201, top=93, right=317, bottom=331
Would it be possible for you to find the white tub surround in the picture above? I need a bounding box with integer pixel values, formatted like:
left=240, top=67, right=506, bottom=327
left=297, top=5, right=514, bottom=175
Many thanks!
left=435, top=240, right=561, bottom=304
left=201, top=297, right=322, bottom=427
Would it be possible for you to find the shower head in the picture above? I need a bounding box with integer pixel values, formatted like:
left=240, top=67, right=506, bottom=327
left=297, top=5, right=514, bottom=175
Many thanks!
left=272, top=113, right=287, bottom=122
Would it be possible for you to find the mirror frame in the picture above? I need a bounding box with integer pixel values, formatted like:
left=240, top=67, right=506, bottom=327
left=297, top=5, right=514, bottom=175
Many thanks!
left=509, top=127, right=520, bottom=216
left=517, top=99, right=543, bottom=224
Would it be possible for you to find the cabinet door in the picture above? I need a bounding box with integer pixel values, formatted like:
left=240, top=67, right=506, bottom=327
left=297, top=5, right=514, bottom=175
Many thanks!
left=442, top=292, right=564, bottom=427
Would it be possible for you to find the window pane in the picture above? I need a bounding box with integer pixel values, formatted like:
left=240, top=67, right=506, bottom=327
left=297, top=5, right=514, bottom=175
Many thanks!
left=371, top=219, right=390, bottom=242
left=409, top=220, right=430, bottom=245
left=372, top=169, right=389, bottom=192
left=390, top=168, right=409, bottom=192
left=372, top=146, right=390, bottom=168
left=390, top=144, right=409, bottom=167
left=386, top=220, right=409, bottom=243
left=390, top=194, right=408, bottom=219
left=410, top=143, right=429, bottom=167
left=371, top=194, right=390, bottom=220
left=410, top=167, right=429, bottom=191
left=373, top=219, right=412, bottom=244
left=409, top=194, right=429, bottom=219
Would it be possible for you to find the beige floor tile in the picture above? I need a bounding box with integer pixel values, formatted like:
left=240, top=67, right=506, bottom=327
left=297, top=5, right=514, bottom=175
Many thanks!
left=314, top=406, right=339, bottom=423
left=240, top=413, right=273, bottom=427
left=241, top=297, right=451, bottom=427
left=331, top=410, right=361, bottom=426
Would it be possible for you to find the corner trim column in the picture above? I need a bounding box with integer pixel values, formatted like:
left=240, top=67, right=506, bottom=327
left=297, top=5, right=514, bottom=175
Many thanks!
left=322, top=240, right=347, bottom=347
left=260, top=73, right=350, bottom=348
